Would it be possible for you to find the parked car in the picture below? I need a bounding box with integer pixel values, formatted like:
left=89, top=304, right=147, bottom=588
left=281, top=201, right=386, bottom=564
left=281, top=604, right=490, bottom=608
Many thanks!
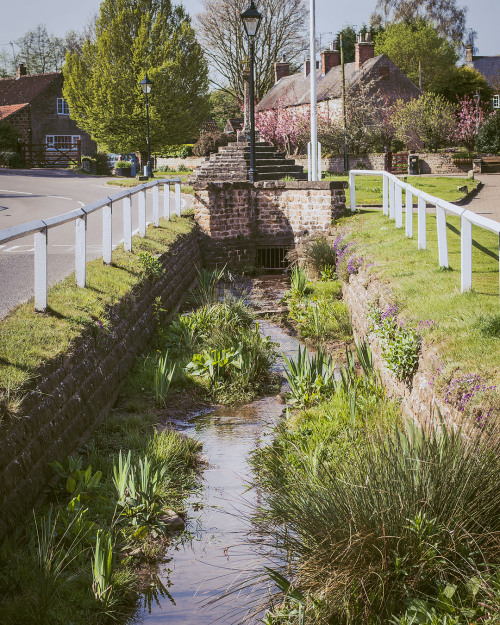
left=107, top=153, right=140, bottom=169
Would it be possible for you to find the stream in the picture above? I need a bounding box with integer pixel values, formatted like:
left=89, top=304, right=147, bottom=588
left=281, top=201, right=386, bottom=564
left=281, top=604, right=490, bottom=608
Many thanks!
left=137, top=283, right=303, bottom=624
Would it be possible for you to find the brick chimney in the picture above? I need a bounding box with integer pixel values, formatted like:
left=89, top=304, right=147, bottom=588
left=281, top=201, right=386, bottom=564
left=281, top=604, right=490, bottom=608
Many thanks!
left=321, top=41, right=340, bottom=75
left=274, top=55, right=290, bottom=83
left=465, top=44, right=474, bottom=66
left=304, top=59, right=320, bottom=76
left=355, top=32, right=375, bottom=70
left=16, top=63, right=27, bottom=79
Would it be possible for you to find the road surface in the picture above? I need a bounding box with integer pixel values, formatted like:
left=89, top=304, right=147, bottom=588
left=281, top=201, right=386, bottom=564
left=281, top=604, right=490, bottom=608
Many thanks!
left=0, top=169, right=190, bottom=318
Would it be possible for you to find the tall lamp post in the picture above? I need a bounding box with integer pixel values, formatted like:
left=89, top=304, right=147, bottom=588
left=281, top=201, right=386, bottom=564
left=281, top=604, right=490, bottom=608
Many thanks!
left=474, top=90, right=481, bottom=135
left=139, top=74, right=153, bottom=178
left=240, top=1, right=262, bottom=183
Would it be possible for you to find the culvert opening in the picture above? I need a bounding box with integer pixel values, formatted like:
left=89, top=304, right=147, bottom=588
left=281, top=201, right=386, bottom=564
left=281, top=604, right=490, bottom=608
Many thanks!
left=256, top=246, right=290, bottom=271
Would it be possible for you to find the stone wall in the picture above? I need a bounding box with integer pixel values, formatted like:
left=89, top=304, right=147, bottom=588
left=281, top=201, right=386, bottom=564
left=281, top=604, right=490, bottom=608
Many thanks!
left=157, top=156, right=206, bottom=170
left=0, top=231, right=201, bottom=536
left=193, top=180, right=346, bottom=267
left=343, top=268, right=461, bottom=426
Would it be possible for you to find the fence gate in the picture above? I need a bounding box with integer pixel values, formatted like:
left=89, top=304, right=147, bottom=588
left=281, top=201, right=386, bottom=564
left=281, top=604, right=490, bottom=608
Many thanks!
left=389, top=152, right=409, bottom=175
left=22, top=140, right=81, bottom=168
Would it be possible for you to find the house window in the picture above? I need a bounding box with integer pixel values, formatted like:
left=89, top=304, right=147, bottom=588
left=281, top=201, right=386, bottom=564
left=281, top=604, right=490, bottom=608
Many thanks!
left=46, top=135, right=80, bottom=149
left=56, top=98, right=70, bottom=115
left=493, top=95, right=500, bottom=109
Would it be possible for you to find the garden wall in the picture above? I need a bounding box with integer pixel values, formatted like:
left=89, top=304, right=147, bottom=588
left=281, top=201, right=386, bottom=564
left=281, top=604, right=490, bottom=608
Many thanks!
left=156, top=156, right=206, bottom=170
left=0, top=231, right=201, bottom=536
left=193, top=180, right=346, bottom=267
left=343, top=268, right=462, bottom=426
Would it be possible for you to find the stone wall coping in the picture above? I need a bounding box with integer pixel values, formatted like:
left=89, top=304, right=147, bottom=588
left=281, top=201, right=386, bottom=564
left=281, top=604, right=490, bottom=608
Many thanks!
left=193, top=180, right=347, bottom=191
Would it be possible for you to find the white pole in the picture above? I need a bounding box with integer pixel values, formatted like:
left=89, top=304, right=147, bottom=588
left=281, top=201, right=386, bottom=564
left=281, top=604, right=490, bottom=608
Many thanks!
left=382, top=175, right=389, bottom=216
left=317, top=141, right=321, bottom=179
left=175, top=182, right=181, bottom=217
left=307, top=142, right=311, bottom=181
left=139, top=188, right=147, bottom=236
left=436, top=204, right=449, bottom=268
left=163, top=183, right=170, bottom=220
left=153, top=184, right=159, bottom=227
left=395, top=183, right=403, bottom=228
left=123, top=196, right=132, bottom=252
left=461, top=216, right=472, bottom=292
left=405, top=189, right=413, bottom=238
left=103, top=203, right=112, bottom=264
left=418, top=195, right=426, bottom=250
left=34, top=228, right=47, bottom=312
left=309, top=0, right=317, bottom=181
left=349, top=171, right=356, bottom=212
left=75, top=214, right=87, bottom=287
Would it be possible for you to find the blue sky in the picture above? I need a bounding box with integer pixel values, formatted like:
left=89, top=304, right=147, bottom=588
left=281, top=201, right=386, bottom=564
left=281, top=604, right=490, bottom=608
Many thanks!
left=0, top=0, right=498, bottom=57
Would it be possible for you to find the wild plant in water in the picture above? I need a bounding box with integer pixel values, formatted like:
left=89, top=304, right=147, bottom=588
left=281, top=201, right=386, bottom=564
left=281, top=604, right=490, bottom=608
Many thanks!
left=92, top=530, right=114, bottom=605
left=282, top=345, right=336, bottom=407
left=154, top=351, right=176, bottom=406
left=290, top=265, right=308, bottom=296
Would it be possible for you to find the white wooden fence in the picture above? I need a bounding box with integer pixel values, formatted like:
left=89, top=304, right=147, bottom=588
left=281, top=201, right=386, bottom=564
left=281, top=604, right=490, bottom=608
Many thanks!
left=0, top=178, right=183, bottom=312
left=349, top=170, right=500, bottom=302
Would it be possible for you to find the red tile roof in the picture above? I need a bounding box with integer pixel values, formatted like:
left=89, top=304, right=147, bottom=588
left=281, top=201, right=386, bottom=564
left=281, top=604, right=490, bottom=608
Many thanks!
left=0, top=72, right=61, bottom=106
left=0, top=103, right=29, bottom=120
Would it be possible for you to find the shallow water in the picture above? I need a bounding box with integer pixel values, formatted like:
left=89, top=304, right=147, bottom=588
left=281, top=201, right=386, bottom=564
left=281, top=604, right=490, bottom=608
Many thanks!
left=137, top=318, right=303, bottom=625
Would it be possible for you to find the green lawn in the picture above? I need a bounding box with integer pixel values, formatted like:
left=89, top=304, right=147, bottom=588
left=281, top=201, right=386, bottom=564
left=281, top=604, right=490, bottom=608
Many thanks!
left=107, top=172, right=194, bottom=194
left=339, top=208, right=500, bottom=387
left=324, top=174, right=479, bottom=205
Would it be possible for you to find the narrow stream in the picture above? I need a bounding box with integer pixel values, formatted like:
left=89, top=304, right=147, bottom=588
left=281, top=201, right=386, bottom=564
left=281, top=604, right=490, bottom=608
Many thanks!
left=137, top=318, right=303, bottom=624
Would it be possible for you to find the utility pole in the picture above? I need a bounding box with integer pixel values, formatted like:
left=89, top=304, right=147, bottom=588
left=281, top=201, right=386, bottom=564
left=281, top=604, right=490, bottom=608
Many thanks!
left=309, top=0, right=318, bottom=181
left=340, top=33, right=348, bottom=174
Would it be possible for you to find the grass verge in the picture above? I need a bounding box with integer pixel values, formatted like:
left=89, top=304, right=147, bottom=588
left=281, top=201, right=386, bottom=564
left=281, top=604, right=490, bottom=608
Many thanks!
left=0, top=215, right=194, bottom=414
left=323, top=174, right=479, bottom=205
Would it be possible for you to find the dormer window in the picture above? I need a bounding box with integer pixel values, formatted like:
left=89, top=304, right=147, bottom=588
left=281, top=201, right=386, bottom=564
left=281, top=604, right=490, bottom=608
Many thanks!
left=57, top=98, right=70, bottom=115
left=493, top=95, right=500, bottom=109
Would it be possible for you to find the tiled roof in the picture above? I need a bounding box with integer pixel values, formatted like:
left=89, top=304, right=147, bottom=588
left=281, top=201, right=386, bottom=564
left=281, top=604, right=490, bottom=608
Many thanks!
left=257, top=54, right=419, bottom=111
left=0, top=72, right=61, bottom=106
left=471, top=56, right=500, bottom=86
left=0, top=103, right=29, bottom=120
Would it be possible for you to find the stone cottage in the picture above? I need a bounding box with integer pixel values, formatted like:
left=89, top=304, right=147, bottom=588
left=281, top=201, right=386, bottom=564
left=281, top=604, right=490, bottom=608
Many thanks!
left=0, top=63, right=96, bottom=166
left=465, top=45, right=500, bottom=110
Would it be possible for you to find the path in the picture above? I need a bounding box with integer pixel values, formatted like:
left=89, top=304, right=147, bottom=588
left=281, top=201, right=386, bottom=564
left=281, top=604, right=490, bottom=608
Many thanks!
left=463, top=173, right=500, bottom=222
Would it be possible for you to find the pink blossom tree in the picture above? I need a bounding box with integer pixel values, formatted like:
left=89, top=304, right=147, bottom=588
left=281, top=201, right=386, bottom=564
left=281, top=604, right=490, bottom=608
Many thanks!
left=452, top=96, right=486, bottom=151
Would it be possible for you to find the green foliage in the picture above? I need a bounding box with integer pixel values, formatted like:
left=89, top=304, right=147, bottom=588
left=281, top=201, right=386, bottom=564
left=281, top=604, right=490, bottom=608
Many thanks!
left=392, top=93, right=457, bottom=151
left=115, top=159, right=133, bottom=169
left=208, top=89, right=242, bottom=130
left=289, top=266, right=309, bottom=296
left=0, top=151, right=23, bottom=168
left=81, top=152, right=112, bottom=175
left=435, top=65, right=494, bottom=104
left=157, top=144, right=194, bottom=158
left=476, top=111, right=500, bottom=154
left=192, top=131, right=229, bottom=156
left=137, top=250, right=165, bottom=278
left=374, top=19, right=458, bottom=93
left=303, top=237, right=336, bottom=277
left=92, top=530, right=114, bottom=605
left=282, top=345, right=336, bottom=408
left=63, top=0, right=209, bottom=152
left=192, top=265, right=226, bottom=305
left=0, top=123, right=20, bottom=151
left=154, top=351, right=176, bottom=406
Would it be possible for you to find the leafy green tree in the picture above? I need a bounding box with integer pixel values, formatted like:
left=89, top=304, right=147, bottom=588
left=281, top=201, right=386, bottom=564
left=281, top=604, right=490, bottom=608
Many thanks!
left=374, top=19, right=458, bottom=92
left=476, top=112, right=500, bottom=154
left=391, top=93, right=456, bottom=151
left=208, top=90, right=242, bottom=130
left=371, top=0, right=467, bottom=44
left=433, top=65, right=494, bottom=105
left=335, top=24, right=384, bottom=65
left=63, top=0, right=209, bottom=153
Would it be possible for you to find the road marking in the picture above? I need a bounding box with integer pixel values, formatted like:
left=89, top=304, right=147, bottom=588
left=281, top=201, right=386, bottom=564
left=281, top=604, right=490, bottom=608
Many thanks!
left=0, top=189, right=33, bottom=195
left=77, top=201, right=85, bottom=206
left=48, top=195, right=73, bottom=200
left=5, top=245, right=20, bottom=251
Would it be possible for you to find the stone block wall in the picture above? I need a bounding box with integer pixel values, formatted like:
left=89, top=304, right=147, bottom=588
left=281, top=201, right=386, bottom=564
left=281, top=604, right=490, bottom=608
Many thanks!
left=157, top=156, right=206, bottom=170
left=193, top=180, right=346, bottom=267
left=0, top=231, right=201, bottom=536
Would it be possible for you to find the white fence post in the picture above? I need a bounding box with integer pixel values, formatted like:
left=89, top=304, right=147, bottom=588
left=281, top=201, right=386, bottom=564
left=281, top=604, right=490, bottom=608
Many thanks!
left=395, top=183, right=403, bottom=228
left=383, top=175, right=389, bottom=216
left=153, top=184, right=159, bottom=227
left=163, top=183, right=170, bottom=220
left=123, top=195, right=132, bottom=252
left=418, top=195, right=427, bottom=250
left=34, top=228, right=47, bottom=312
left=175, top=182, right=181, bottom=217
left=349, top=171, right=356, bottom=212
left=405, top=189, right=413, bottom=238
left=103, top=202, right=112, bottom=265
left=75, top=214, right=87, bottom=287
left=317, top=141, right=322, bottom=180
left=436, top=204, right=449, bottom=268
left=138, top=188, right=147, bottom=236
left=389, top=177, right=395, bottom=220
left=461, top=215, right=472, bottom=292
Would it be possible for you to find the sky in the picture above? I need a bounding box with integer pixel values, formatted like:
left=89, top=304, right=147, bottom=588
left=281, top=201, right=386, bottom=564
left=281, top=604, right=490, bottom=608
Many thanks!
left=0, top=0, right=498, bottom=60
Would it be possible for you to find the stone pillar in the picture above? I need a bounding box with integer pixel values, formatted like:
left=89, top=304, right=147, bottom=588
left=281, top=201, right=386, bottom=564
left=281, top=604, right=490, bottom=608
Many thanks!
left=238, top=60, right=260, bottom=143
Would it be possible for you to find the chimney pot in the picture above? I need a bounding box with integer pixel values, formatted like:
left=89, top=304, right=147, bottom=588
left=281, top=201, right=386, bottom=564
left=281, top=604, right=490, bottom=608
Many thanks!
left=355, top=33, right=375, bottom=69
left=304, top=58, right=310, bottom=76
left=465, top=44, right=474, bottom=65
left=16, top=63, right=27, bottom=79
left=321, top=46, right=340, bottom=74
left=274, top=58, right=290, bottom=83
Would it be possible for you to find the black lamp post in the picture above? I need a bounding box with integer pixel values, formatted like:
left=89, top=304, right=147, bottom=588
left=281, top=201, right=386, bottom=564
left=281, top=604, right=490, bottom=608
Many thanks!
left=474, top=90, right=481, bottom=135
left=139, top=73, right=153, bottom=178
left=240, top=1, right=262, bottom=183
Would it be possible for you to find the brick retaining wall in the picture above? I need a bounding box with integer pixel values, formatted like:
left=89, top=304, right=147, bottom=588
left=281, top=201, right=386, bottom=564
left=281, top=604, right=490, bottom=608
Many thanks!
left=0, top=230, right=201, bottom=535
left=193, top=180, right=347, bottom=268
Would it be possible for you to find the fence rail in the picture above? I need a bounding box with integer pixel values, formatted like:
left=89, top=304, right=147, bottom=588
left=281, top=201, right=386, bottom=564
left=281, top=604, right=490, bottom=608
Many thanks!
left=0, top=178, right=183, bottom=312
left=349, top=170, right=500, bottom=303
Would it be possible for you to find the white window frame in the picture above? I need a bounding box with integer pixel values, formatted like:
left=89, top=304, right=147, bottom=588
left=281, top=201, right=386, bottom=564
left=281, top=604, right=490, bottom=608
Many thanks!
left=56, top=98, right=70, bottom=115
left=45, top=135, right=80, bottom=150
left=493, top=95, right=500, bottom=109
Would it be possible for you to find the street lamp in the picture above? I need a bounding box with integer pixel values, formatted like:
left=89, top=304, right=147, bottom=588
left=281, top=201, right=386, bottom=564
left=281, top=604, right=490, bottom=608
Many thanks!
left=139, top=73, right=153, bottom=178
left=240, top=0, right=262, bottom=183
left=474, top=90, right=481, bottom=134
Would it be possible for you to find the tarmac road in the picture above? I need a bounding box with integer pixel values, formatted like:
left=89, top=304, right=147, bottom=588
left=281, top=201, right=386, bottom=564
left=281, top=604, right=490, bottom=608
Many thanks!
left=0, top=169, right=190, bottom=319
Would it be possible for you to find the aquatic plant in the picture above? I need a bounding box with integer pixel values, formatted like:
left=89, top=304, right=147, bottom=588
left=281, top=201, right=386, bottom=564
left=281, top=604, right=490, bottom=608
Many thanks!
left=154, top=351, right=176, bottom=406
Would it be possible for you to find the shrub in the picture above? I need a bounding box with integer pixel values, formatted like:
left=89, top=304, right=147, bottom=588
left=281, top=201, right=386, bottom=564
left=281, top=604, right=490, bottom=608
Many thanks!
left=476, top=111, right=500, bottom=154
left=0, top=122, right=20, bottom=151
left=303, top=237, right=336, bottom=276
left=192, top=131, right=229, bottom=156
left=81, top=152, right=111, bottom=175
left=115, top=160, right=132, bottom=169
left=157, top=144, right=193, bottom=158
left=0, top=151, right=23, bottom=168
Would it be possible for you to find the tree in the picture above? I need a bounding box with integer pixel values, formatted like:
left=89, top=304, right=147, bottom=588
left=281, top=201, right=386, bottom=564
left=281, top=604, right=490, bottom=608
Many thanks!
left=371, top=0, right=467, bottom=44
left=391, top=93, right=456, bottom=151
left=452, top=96, right=486, bottom=150
left=63, top=0, right=210, bottom=154
left=15, top=24, right=65, bottom=73
left=195, top=0, right=308, bottom=102
left=476, top=112, right=500, bottom=154
left=374, top=19, right=458, bottom=92
left=434, top=65, right=494, bottom=104
left=335, top=24, right=384, bottom=65
left=209, top=90, right=242, bottom=130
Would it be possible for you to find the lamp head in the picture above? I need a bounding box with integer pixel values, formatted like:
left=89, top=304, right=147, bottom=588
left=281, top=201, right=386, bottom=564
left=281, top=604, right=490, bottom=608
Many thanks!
left=139, top=73, right=153, bottom=95
left=240, top=1, right=262, bottom=40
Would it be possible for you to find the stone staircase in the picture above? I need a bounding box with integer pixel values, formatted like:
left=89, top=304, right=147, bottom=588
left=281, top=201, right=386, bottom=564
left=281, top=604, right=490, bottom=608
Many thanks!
left=189, top=141, right=307, bottom=183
